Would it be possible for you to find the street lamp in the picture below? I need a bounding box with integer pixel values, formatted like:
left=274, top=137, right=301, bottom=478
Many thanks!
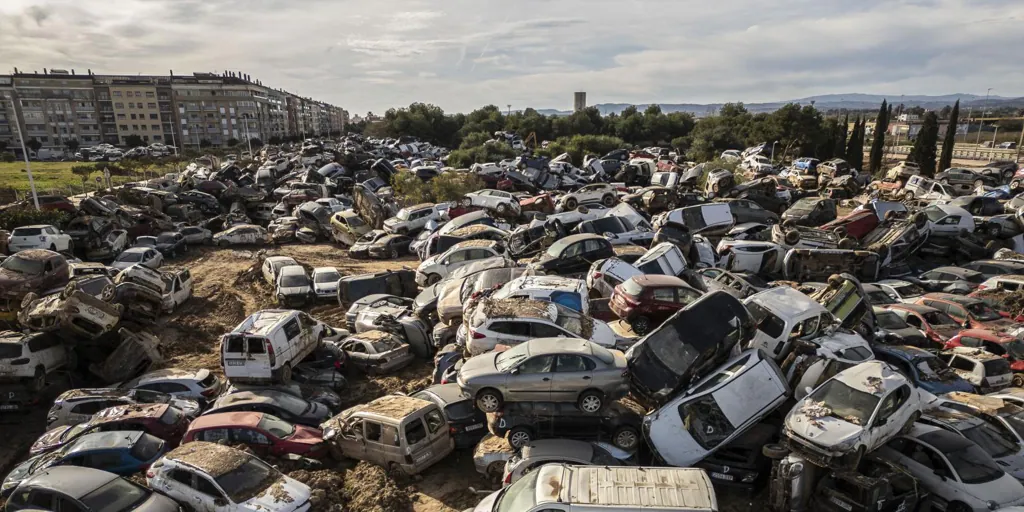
left=241, top=113, right=253, bottom=158
left=8, top=90, right=40, bottom=210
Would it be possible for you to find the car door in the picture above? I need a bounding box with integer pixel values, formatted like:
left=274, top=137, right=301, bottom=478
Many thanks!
left=193, top=472, right=230, bottom=512
left=336, top=418, right=367, bottom=460
left=489, top=321, right=532, bottom=347
left=868, top=384, right=913, bottom=448
left=550, top=354, right=596, bottom=402
left=890, top=438, right=957, bottom=504
left=651, top=287, right=678, bottom=318
left=163, top=468, right=210, bottom=512
left=508, top=355, right=555, bottom=402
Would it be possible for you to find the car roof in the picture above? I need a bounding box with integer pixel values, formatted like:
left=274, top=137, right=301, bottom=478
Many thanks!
left=345, top=395, right=434, bottom=421
left=747, top=286, right=827, bottom=318
left=873, top=344, right=931, bottom=359
left=503, top=275, right=583, bottom=291
left=925, top=292, right=982, bottom=304
left=266, top=256, right=297, bottom=263
left=907, top=423, right=973, bottom=450
left=68, top=431, right=144, bottom=454
left=279, top=265, right=306, bottom=275
left=957, top=329, right=1012, bottom=340
left=233, top=310, right=296, bottom=335
left=833, top=361, right=907, bottom=395
left=56, top=388, right=132, bottom=402
left=888, top=303, right=939, bottom=314
left=451, top=239, right=499, bottom=249
left=929, top=266, right=980, bottom=276
left=933, top=204, right=971, bottom=217
left=922, top=406, right=985, bottom=429
left=946, top=347, right=1004, bottom=362
left=312, top=267, right=339, bottom=273
left=188, top=411, right=263, bottom=430
left=138, top=367, right=208, bottom=383
left=412, top=383, right=466, bottom=405
left=628, top=274, right=688, bottom=288
left=163, top=441, right=253, bottom=477
left=522, top=439, right=594, bottom=461
left=14, top=224, right=54, bottom=229
left=93, top=403, right=167, bottom=422
left=528, top=337, right=594, bottom=356
left=479, top=298, right=554, bottom=320
left=22, top=466, right=120, bottom=498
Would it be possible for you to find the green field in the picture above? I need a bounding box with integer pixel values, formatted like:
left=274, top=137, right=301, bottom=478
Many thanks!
left=0, top=162, right=168, bottom=198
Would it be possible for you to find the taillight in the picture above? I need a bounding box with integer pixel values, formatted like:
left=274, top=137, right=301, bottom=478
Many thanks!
left=265, top=340, right=276, bottom=366
left=146, top=471, right=155, bottom=478
left=503, top=471, right=512, bottom=484
left=592, top=272, right=603, bottom=280
left=472, top=331, right=486, bottom=339
left=449, top=426, right=458, bottom=435
left=977, top=285, right=988, bottom=290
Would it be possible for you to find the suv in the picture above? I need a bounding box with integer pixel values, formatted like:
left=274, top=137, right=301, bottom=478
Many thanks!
left=383, top=203, right=444, bottom=235
left=416, top=240, right=505, bottom=286
left=937, top=347, right=1013, bottom=392
left=320, top=395, right=454, bottom=476
left=46, top=388, right=202, bottom=429
left=557, top=183, right=620, bottom=210
left=461, top=298, right=619, bottom=354
left=7, top=225, right=73, bottom=253
left=0, top=331, right=68, bottom=392
left=120, top=368, right=225, bottom=404
left=610, top=275, right=703, bottom=335
left=487, top=400, right=642, bottom=450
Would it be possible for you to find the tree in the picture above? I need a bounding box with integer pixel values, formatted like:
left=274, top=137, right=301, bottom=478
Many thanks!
left=0, top=140, right=7, bottom=153
left=938, top=100, right=960, bottom=172
left=268, top=136, right=283, bottom=145
left=834, top=114, right=848, bottom=159
left=64, top=138, right=80, bottom=153
left=226, top=138, right=240, bottom=148
left=909, top=112, right=940, bottom=177
left=26, top=138, right=42, bottom=153
left=124, top=135, right=145, bottom=148
left=938, top=105, right=953, bottom=120
left=249, top=138, right=263, bottom=149
left=199, top=139, right=212, bottom=148
left=869, top=100, right=889, bottom=174
left=846, top=117, right=865, bottom=169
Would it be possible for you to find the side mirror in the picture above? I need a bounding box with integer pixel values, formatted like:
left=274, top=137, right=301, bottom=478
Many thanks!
left=963, top=320, right=970, bottom=328
left=876, top=417, right=888, bottom=427
left=510, top=368, right=519, bottom=375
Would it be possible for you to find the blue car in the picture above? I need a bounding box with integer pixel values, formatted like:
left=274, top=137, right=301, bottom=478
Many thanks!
left=2, top=431, right=166, bottom=496
left=872, top=345, right=975, bottom=394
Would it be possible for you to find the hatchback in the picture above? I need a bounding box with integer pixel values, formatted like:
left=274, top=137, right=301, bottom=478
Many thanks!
left=610, top=274, right=703, bottom=335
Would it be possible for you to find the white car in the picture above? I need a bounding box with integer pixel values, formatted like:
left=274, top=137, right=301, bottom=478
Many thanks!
left=654, top=203, right=735, bottom=235
left=463, top=189, right=521, bottom=217
left=111, top=247, right=163, bottom=271
left=315, top=198, right=347, bottom=213
left=416, top=240, right=505, bottom=286
left=877, top=424, right=1024, bottom=511
left=716, top=240, right=786, bottom=274
left=213, top=224, right=270, bottom=247
left=645, top=349, right=790, bottom=467
left=923, top=204, right=976, bottom=236
left=0, top=331, right=69, bottom=392
left=7, top=225, right=73, bottom=253
left=461, top=298, right=620, bottom=354
left=148, top=441, right=313, bottom=512
left=557, top=183, right=620, bottom=210
left=872, top=279, right=927, bottom=304
left=785, top=361, right=922, bottom=469
left=119, top=367, right=225, bottom=403
left=745, top=286, right=834, bottom=361
left=383, top=203, right=445, bottom=235
left=262, top=256, right=300, bottom=286
left=179, top=226, right=212, bottom=245
left=720, top=150, right=742, bottom=162
left=587, top=258, right=642, bottom=298
left=311, top=267, right=341, bottom=300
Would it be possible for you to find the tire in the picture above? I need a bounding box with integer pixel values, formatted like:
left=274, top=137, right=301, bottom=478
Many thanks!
left=762, top=443, right=789, bottom=460
left=496, top=203, right=509, bottom=215
left=565, top=198, right=578, bottom=210
left=784, top=230, right=801, bottom=246
left=940, top=178, right=949, bottom=185
left=781, top=219, right=796, bottom=229
left=390, top=248, right=399, bottom=259
left=218, top=239, right=228, bottom=247
left=28, top=367, right=45, bottom=393
left=631, top=316, right=652, bottom=336
left=426, top=274, right=441, bottom=286
left=578, top=390, right=604, bottom=414
left=1014, top=374, right=1024, bottom=387
left=279, top=363, right=292, bottom=385
left=611, top=426, right=640, bottom=451
left=712, top=183, right=720, bottom=193
left=101, top=284, right=116, bottom=302
left=832, top=226, right=847, bottom=237
left=1005, top=170, right=1016, bottom=181
left=1013, top=180, right=1021, bottom=190
left=476, top=388, right=503, bottom=413
left=485, top=461, right=505, bottom=481
left=946, top=502, right=971, bottom=512
left=974, top=179, right=984, bottom=189
left=602, top=194, right=616, bottom=207
left=912, top=212, right=928, bottom=229
left=903, top=191, right=914, bottom=200
left=838, top=237, right=857, bottom=250
left=507, top=427, right=533, bottom=449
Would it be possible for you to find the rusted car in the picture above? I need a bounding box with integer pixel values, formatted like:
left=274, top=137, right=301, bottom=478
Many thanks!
left=340, top=330, right=414, bottom=375
left=88, top=328, right=163, bottom=384
left=783, top=248, right=881, bottom=283
left=867, top=179, right=904, bottom=199
left=620, top=186, right=678, bottom=215
left=57, top=291, right=124, bottom=339
left=0, top=250, right=69, bottom=325
left=518, top=193, right=556, bottom=217
left=65, top=216, right=128, bottom=260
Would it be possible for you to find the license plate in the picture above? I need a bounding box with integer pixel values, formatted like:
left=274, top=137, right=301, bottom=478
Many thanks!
left=0, top=405, right=19, bottom=411
left=830, top=496, right=852, bottom=511
left=465, top=423, right=483, bottom=431
left=226, top=360, right=246, bottom=366
left=710, top=472, right=734, bottom=482
left=414, top=451, right=432, bottom=462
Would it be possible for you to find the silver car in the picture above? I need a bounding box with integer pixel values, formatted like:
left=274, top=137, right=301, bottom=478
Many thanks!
left=456, top=337, right=628, bottom=414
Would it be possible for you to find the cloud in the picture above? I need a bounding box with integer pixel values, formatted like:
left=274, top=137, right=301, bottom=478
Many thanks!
left=2, top=0, right=1024, bottom=114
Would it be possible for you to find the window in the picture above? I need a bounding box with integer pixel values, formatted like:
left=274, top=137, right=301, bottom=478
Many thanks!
left=530, top=323, right=565, bottom=338
left=490, top=321, right=531, bottom=337
left=150, top=113, right=158, bottom=120
left=949, top=356, right=975, bottom=372
left=152, top=125, right=160, bottom=130
left=518, top=355, right=554, bottom=374
left=364, top=421, right=382, bottom=443
left=113, top=91, right=122, bottom=97
left=555, top=354, right=592, bottom=372
left=232, top=428, right=270, bottom=445
left=282, top=319, right=301, bottom=340
left=146, top=92, right=155, bottom=98
left=170, top=469, right=193, bottom=486
left=874, top=385, right=911, bottom=425
left=56, top=497, right=85, bottom=512
left=29, top=492, right=54, bottom=509
left=561, top=243, right=583, bottom=258
left=405, top=418, right=427, bottom=445
left=128, top=103, right=135, bottom=108
left=677, top=394, right=735, bottom=450
left=148, top=103, right=156, bottom=109
left=195, top=476, right=223, bottom=498
left=197, top=428, right=230, bottom=443
left=117, top=114, right=126, bottom=120
left=424, top=409, right=444, bottom=434
left=71, top=400, right=112, bottom=415
left=130, top=113, right=137, bottom=120
left=119, top=124, right=128, bottom=131
left=141, top=125, right=148, bottom=131
left=132, top=124, right=139, bottom=130
left=584, top=239, right=607, bottom=253
left=653, top=288, right=675, bottom=302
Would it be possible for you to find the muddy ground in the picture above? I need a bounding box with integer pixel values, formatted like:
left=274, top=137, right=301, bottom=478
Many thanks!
left=0, top=243, right=758, bottom=512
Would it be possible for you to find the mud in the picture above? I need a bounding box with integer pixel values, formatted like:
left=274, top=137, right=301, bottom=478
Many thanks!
left=343, top=462, right=414, bottom=512
left=975, top=289, right=1024, bottom=316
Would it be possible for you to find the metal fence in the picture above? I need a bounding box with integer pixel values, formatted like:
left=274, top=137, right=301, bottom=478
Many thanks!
left=888, top=144, right=1019, bottom=162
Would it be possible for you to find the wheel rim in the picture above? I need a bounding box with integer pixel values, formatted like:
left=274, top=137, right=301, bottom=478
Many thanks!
left=615, top=430, right=638, bottom=449
left=581, top=395, right=602, bottom=412
left=510, top=431, right=530, bottom=447
left=479, top=395, right=499, bottom=412
left=487, top=462, right=504, bottom=478
left=633, top=318, right=649, bottom=334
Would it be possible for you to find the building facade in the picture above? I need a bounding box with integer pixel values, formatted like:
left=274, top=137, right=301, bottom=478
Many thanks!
left=574, top=92, right=587, bottom=112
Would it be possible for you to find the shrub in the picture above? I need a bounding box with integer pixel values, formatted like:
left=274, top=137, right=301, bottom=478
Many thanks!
left=0, top=152, right=15, bottom=163
left=446, top=141, right=516, bottom=168
left=538, top=135, right=628, bottom=166
left=0, top=208, right=71, bottom=231
left=390, top=170, right=486, bottom=206
left=390, top=171, right=432, bottom=205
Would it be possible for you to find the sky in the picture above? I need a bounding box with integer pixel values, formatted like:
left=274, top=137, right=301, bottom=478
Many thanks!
left=2, top=0, right=1023, bottom=115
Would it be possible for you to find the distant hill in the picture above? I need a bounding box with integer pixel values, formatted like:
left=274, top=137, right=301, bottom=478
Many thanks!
left=535, top=93, right=1024, bottom=117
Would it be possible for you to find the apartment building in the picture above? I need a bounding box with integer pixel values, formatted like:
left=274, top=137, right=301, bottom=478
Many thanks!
left=0, top=68, right=346, bottom=153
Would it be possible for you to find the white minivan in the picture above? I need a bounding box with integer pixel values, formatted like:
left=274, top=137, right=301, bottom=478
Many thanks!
left=220, top=310, right=325, bottom=384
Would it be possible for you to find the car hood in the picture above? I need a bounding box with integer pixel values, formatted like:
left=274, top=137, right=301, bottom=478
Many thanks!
left=0, top=271, right=34, bottom=298
left=279, top=285, right=311, bottom=296
left=418, top=256, right=440, bottom=271
left=590, top=320, right=619, bottom=348
left=170, top=398, right=202, bottom=418
left=313, top=282, right=339, bottom=293
left=963, top=472, right=1024, bottom=505
left=30, top=426, right=71, bottom=454
left=415, top=284, right=441, bottom=309
left=471, top=489, right=502, bottom=512
left=785, top=408, right=864, bottom=450
left=383, top=217, right=400, bottom=227
left=458, top=352, right=501, bottom=384
left=2, top=455, right=49, bottom=491
left=244, top=476, right=312, bottom=512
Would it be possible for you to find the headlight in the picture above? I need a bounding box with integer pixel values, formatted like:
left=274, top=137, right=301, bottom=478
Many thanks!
left=323, top=427, right=337, bottom=440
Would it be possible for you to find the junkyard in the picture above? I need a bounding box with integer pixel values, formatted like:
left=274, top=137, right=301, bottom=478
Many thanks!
left=6, top=134, right=1024, bottom=512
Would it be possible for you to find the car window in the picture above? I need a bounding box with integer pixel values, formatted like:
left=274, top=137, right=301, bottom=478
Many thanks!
left=195, top=475, right=224, bottom=498
left=950, top=356, right=976, bottom=372
left=653, top=288, right=674, bottom=302
left=425, top=409, right=445, bottom=434
left=875, top=385, right=910, bottom=425
left=170, top=468, right=193, bottom=486
left=282, top=319, right=301, bottom=340
left=197, top=428, right=230, bottom=443
left=518, top=355, right=554, bottom=374
left=233, top=428, right=271, bottom=445
left=29, top=491, right=54, bottom=509
left=677, top=394, right=734, bottom=450
left=490, top=321, right=531, bottom=337
left=530, top=322, right=565, bottom=338
left=584, top=239, right=607, bottom=253
left=561, top=243, right=583, bottom=258
left=364, top=421, right=382, bottom=443
left=56, top=497, right=85, bottom=512
left=554, top=355, right=589, bottom=373
left=405, top=418, right=427, bottom=446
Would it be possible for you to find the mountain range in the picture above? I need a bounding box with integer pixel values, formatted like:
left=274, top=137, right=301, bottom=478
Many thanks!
left=534, top=93, right=1024, bottom=117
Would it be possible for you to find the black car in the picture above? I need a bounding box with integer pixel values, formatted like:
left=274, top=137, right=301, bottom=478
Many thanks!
left=959, top=259, right=1024, bottom=279
left=780, top=197, right=837, bottom=227
left=336, top=270, right=418, bottom=307
left=529, top=233, right=615, bottom=276
left=719, top=198, right=780, bottom=225
left=695, top=423, right=776, bottom=494
left=366, top=233, right=412, bottom=259
left=808, top=455, right=923, bottom=512
left=950, top=195, right=1003, bottom=216
left=487, top=400, right=643, bottom=451
left=626, top=291, right=754, bottom=407
left=412, top=383, right=487, bottom=449
left=936, top=168, right=998, bottom=188
left=153, top=232, right=186, bottom=258
left=176, top=190, right=221, bottom=214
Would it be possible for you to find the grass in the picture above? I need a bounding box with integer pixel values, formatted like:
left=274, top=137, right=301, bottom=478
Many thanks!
left=0, top=161, right=173, bottom=197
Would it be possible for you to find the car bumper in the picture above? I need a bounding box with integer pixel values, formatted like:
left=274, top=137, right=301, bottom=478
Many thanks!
left=415, top=273, right=429, bottom=287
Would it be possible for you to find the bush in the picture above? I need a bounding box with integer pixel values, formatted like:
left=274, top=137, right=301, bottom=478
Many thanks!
left=0, top=208, right=71, bottom=231
left=446, top=141, right=517, bottom=168
left=0, top=152, right=15, bottom=163
left=538, top=135, right=628, bottom=166
left=390, top=172, right=432, bottom=205
left=695, top=158, right=743, bottom=191
left=390, top=171, right=486, bottom=206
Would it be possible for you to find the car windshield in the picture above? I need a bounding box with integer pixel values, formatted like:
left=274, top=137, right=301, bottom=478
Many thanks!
left=966, top=302, right=1002, bottom=321
left=80, top=478, right=149, bottom=512
left=315, top=271, right=341, bottom=283
left=807, top=379, right=880, bottom=426
left=130, top=434, right=165, bottom=461
left=553, top=308, right=584, bottom=335
left=135, top=238, right=156, bottom=247
left=893, top=283, right=925, bottom=298
left=396, top=209, right=412, bottom=221
left=984, top=358, right=1011, bottom=375
left=789, top=199, right=816, bottom=213
left=12, top=227, right=43, bottom=236
left=1006, top=340, right=1024, bottom=361
left=348, top=216, right=366, bottom=228
left=0, top=256, right=45, bottom=275
left=280, top=274, right=309, bottom=288
left=118, top=251, right=144, bottom=262
left=495, top=469, right=540, bottom=512
left=946, top=442, right=1005, bottom=484
left=868, top=291, right=895, bottom=305
left=678, top=394, right=736, bottom=450
left=924, top=207, right=948, bottom=223
left=923, top=311, right=958, bottom=325
left=495, top=343, right=530, bottom=373
left=747, top=302, right=786, bottom=339
left=915, top=356, right=950, bottom=380
left=265, top=392, right=310, bottom=415
left=962, top=422, right=1019, bottom=459
left=258, top=414, right=296, bottom=438
left=584, top=217, right=627, bottom=234
left=876, top=311, right=909, bottom=330
left=215, top=458, right=280, bottom=503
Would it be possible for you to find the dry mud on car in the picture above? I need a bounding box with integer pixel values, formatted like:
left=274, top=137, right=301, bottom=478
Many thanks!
left=88, top=328, right=164, bottom=384
left=784, top=248, right=881, bottom=282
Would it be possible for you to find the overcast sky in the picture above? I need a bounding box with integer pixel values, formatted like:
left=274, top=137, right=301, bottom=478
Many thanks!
left=2, top=0, right=1022, bottom=115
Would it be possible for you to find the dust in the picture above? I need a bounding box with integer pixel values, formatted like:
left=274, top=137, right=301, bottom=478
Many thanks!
left=288, top=469, right=345, bottom=511
left=975, top=289, right=1024, bottom=317
left=268, top=480, right=295, bottom=504
left=360, top=395, right=430, bottom=420
left=353, top=330, right=397, bottom=342
left=864, top=376, right=885, bottom=394
left=473, top=434, right=512, bottom=456
left=343, top=462, right=414, bottom=512
left=164, top=441, right=250, bottom=477
left=481, top=298, right=551, bottom=320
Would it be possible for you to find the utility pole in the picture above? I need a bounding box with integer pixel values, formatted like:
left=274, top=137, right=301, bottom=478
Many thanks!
left=241, top=113, right=253, bottom=157
left=8, top=90, right=40, bottom=210
left=964, top=105, right=973, bottom=142
left=977, top=88, right=992, bottom=145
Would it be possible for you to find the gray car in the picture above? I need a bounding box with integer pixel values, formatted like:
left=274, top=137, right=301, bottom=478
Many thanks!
left=205, top=389, right=330, bottom=427
left=4, top=466, right=178, bottom=512
left=873, top=306, right=928, bottom=347
left=456, top=337, right=629, bottom=414
left=503, top=439, right=633, bottom=485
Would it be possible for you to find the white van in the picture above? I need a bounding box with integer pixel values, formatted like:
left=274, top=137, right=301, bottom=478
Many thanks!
left=469, top=464, right=717, bottom=512
left=492, top=275, right=590, bottom=314
left=220, top=310, right=325, bottom=384
left=634, top=242, right=688, bottom=277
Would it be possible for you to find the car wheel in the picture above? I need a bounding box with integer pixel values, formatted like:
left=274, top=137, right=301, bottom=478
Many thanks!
left=507, top=427, right=533, bottom=449
left=426, top=274, right=441, bottom=286
left=827, top=274, right=845, bottom=289
left=497, top=203, right=509, bottom=215
left=279, top=363, right=293, bottom=385
left=838, top=237, right=857, bottom=250
left=940, top=178, right=949, bottom=185
left=612, top=426, right=640, bottom=451
left=1014, top=374, right=1024, bottom=388
left=631, top=316, right=652, bottom=336
left=28, top=367, right=45, bottom=393
left=486, top=461, right=505, bottom=482
left=218, top=239, right=228, bottom=247
left=602, top=194, right=616, bottom=207
left=784, top=230, right=801, bottom=246
left=902, top=191, right=914, bottom=200
left=912, top=212, right=928, bottom=229
left=762, top=443, right=790, bottom=460
left=578, top=391, right=604, bottom=414
left=390, top=248, right=399, bottom=259
left=476, top=389, right=503, bottom=413
left=1013, top=180, right=1022, bottom=190
left=565, top=198, right=578, bottom=210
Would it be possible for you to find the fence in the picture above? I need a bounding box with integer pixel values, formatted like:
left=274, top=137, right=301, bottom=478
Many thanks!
left=1, top=171, right=162, bottom=203
left=888, top=144, right=1019, bottom=162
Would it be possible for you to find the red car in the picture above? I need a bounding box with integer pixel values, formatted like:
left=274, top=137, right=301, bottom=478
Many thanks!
left=36, top=195, right=77, bottom=214
left=182, top=412, right=327, bottom=458
left=885, top=303, right=962, bottom=348
left=610, top=274, right=703, bottom=335
left=30, top=403, right=188, bottom=455
left=821, top=209, right=879, bottom=239
left=946, top=329, right=1024, bottom=384
left=914, top=293, right=1017, bottom=331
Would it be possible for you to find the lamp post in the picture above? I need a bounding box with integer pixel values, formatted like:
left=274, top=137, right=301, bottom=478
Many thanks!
left=241, top=113, right=253, bottom=157
left=7, top=95, right=39, bottom=210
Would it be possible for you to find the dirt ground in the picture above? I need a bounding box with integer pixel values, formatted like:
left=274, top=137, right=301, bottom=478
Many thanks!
left=0, top=243, right=759, bottom=512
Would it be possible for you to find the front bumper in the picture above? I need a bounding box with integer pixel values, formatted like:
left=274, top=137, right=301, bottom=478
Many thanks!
left=415, top=273, right=429, bottom=287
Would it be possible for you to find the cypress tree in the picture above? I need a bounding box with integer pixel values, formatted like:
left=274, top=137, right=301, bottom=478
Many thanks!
left=938, top=100, right=960, bottom=173
left=835, top=113, right=849, bottom=159
left=869, top=100, right=889, bottom=174
left=910, top=112, right=940, bottom=177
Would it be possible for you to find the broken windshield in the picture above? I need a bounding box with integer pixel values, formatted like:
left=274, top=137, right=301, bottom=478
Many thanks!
left=678, top=394, right=735, bottom=450
left=807, top=379, right=880, bottom=426
left=966, top=302, right=1002, bottom=322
